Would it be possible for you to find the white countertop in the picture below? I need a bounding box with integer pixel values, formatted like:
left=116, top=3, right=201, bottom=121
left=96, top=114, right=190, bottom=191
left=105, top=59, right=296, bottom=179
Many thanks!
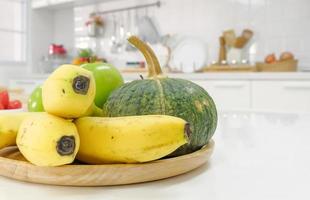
left=1, top=111, right=309, bottom=200
left=123, top=72, right=310, bottom=81
left=10, top=72, right=310, bottom=81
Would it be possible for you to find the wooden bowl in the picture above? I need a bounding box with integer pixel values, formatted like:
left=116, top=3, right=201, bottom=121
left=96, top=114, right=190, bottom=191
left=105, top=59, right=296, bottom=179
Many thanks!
left=0, top=140, right=214, bottom=186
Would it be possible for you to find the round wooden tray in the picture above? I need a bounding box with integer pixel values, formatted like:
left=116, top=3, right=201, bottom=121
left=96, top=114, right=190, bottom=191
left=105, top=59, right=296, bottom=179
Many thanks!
left=0, top=140, right=214, bottom=186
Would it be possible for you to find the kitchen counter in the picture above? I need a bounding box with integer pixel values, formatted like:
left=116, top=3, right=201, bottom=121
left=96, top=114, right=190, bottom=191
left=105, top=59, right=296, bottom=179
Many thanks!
left=1, top=111, right=309, bottom=200
left=10, top=72, right=310, bottom=81
left=123, top=72, right=310, bottom=81
left=7, top=72, right=310, bottom=112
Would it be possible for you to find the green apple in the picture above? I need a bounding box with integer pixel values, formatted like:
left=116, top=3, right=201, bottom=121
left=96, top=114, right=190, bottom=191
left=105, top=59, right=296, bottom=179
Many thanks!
left=28, top=86, right=44, bottom=112
left=81, top=62, right=124, bottom=108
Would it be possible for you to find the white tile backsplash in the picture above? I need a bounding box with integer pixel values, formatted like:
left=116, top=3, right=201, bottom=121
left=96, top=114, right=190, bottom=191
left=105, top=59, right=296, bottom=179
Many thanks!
left=73, top=0, right=310, bottom=69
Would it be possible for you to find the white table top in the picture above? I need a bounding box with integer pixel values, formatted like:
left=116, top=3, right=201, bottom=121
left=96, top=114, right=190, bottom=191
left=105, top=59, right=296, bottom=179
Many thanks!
left=1, top=111, right=310, bottom=200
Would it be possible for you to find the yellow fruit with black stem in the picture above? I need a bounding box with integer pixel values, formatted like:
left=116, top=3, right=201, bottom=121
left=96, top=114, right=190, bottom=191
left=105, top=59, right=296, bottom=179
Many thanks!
left=17, top=113, right=80, bottom=166
left=75, top=115, right=190, bottom=164
left=42, top=64, right=96, bottom=118
left=0, top=112, right=39, bottom=149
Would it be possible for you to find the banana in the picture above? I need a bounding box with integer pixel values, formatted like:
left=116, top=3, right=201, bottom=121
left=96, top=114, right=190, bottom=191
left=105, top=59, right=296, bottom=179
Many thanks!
left=75, top=115, right=190, bottom=164
left=0, top=112, right=38, bottom=149
left=17, top=113, right=80, bottom=166
left=42, top=64, right=96, bottom=118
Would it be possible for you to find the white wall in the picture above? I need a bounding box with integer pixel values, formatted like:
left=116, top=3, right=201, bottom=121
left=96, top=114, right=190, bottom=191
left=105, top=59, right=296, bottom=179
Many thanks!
left=1, top=6, right=74, bottom=86
left=74, top=0, right=310, bottom=70
left=53, top=8, right=74, bottom=55
left=0, top=1, right=29, bottom=86
left=31, top=9, right=54, bottom=73
left=31, top=8, right=74, bottom=73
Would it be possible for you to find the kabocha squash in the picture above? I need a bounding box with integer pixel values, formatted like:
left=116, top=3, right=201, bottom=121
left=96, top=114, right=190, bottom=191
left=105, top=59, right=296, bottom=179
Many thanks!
left=104, top=36, right=217, bottom=156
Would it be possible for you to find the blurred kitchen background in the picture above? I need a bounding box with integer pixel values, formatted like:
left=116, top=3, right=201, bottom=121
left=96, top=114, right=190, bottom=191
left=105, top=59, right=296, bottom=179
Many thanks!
left=0, top=0, right=310, bottom=112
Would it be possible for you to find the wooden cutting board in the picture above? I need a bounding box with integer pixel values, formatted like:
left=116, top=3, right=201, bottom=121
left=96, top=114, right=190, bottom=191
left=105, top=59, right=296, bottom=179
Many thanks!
left=202, top=64, right=257, bottom=72
left=0, top=140, right=214, bottom=186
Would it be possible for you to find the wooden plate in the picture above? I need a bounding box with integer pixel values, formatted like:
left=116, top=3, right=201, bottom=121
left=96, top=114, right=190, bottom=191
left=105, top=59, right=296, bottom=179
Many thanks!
left=0, top=140, right=214, bottom=186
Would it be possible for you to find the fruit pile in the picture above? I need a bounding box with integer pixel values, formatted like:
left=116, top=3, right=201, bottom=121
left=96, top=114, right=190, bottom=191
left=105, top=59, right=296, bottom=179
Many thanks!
left=264, top=52, right=295, bottom=64
left=0, top=90, right=22, bottom=110
left=0, top=36, right=217, bottom=167
left=72, top=49, right=105, bottom=66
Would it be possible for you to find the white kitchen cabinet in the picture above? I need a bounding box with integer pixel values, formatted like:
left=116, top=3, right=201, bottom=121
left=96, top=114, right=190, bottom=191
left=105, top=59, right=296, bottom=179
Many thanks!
left=193, top=81, right=251, bottom=111
left=194, top=79, right=310, bottom=112
left=252, top=81, right=310, bottom=112
left=192, top=81, right=213, bottom=91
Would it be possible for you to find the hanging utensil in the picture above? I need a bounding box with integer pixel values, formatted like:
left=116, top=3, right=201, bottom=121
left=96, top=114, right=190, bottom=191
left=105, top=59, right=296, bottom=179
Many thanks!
left=125, top=10, right=132, bottom=37
left=111, top=15, right=119, bottom=53
left=119, top=12, right=125, bottom=41
left=116, top=11, right=126, bottom=53
left=125, top=10, right=136, bottom=51
left=137, top=6, right=161, bottom=44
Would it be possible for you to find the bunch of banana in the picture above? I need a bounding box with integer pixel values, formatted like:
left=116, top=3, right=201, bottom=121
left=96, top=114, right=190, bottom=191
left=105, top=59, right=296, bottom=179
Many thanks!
left=1, top=65, right=93, bottom=166
left=0, top=64, right=191, bottom=167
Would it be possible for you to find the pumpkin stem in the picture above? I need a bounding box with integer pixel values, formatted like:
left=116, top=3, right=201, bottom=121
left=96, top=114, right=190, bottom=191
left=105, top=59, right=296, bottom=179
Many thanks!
left=128, top=36, right=163, bottom=78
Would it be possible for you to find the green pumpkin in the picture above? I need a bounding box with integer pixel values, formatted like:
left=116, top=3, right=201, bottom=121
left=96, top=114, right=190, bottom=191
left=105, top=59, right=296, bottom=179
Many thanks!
left=104, top=36, right=217, bottom=156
